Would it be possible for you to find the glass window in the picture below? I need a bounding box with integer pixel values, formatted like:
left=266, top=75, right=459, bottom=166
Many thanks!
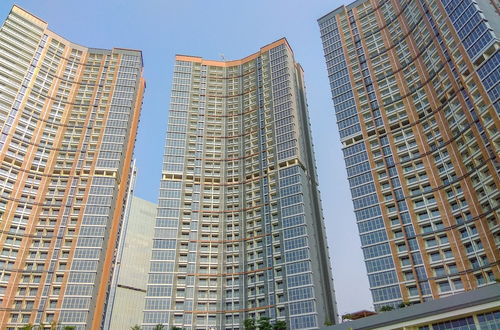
left=477, top=311, right=500, bottom=329
left=438, top=281, right=451, bottom=293
left=408, top=286, right=418, bottom=296
left=452, top=279, right=463, bottom=290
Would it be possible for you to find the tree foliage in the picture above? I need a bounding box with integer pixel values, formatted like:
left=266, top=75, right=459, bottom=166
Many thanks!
left=398, top=301, right=411, bottom=308
left=244, top=318, right=256, bottom=330
left=19, top=323, right=75, bottom=330
left=258, top=317, right=272, bottom=330
left=273, top=320, right=287, bottom=330
left=244, top=317, right=287, bottom=330
left=379, top=305, right=394, bottom=312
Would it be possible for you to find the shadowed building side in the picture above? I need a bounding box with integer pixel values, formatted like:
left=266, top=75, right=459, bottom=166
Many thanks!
left=107, top=194, right=157, bottom=330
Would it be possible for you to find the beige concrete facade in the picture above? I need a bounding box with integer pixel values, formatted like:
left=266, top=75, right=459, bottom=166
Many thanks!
left=0, top=6, right=144, bottom=329
left=319, top=0, right=499, bottom=310
left=142, top=39, right=337, bottom=329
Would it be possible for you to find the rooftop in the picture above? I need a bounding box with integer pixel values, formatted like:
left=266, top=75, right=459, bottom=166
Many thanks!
left=325, top=284, right=500, bottom=330
left=175, top=38, right=293, bottom=67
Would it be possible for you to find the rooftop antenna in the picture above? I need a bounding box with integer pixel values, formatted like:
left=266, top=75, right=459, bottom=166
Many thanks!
left=220, top=53, right=225, bottom=61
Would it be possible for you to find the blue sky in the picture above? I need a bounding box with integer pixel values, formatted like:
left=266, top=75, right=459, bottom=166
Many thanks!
left=1, top=0, right=373, bottom=315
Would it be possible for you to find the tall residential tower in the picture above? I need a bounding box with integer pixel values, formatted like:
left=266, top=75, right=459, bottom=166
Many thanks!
left=143, top=39, right=337, bottom=329
left=107, top=194, right=156, bottom=330
left=319, top=0, right=499, bottom=309
left=0, top=6, right=144, bottom=329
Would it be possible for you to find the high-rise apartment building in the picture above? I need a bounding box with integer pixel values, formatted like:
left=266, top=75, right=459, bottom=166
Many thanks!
left=107, top=194, right=156, bottom=330
left=143, top=39, right=337, bottom=329
left=319, top=0, right=499, bottom=309
left=0, top=6, right=144, bottom=329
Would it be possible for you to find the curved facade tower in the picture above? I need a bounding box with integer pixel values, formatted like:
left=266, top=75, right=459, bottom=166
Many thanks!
left=143, top=39, right=337, bottom=329
left=0, top=6, right=144, bottom=329
left=319, top=0, right=499, bottom=310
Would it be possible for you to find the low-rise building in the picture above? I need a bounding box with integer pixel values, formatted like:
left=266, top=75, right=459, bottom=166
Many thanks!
left=326, top=283, right=500, bottom=330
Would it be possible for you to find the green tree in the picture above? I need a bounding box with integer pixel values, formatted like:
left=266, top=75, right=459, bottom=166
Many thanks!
left=273, top=320, right=287, bottom=330
left=171, top=327, right=183, bottom=330
left=258, top=317, right=272, bottom=330
left=131, top=325, right=142, bottom=330
left=398, top=301, right=411, bottom=309
left=21, top=325, right=34, bottom=330
left=379, top=305, right=394, bottom=312
left=244, top=318, right=256, bottom=330
left=63, top=327, right=76, bottom=330
left=153, top=324, right=165, bottom=330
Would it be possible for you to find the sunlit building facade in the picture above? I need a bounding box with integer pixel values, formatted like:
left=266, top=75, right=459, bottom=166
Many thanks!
left=319, top=0, right=499, bottom=309
left=142, top=39, right=337, bottom=329
left=0, top=6, right=144, bottom=329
